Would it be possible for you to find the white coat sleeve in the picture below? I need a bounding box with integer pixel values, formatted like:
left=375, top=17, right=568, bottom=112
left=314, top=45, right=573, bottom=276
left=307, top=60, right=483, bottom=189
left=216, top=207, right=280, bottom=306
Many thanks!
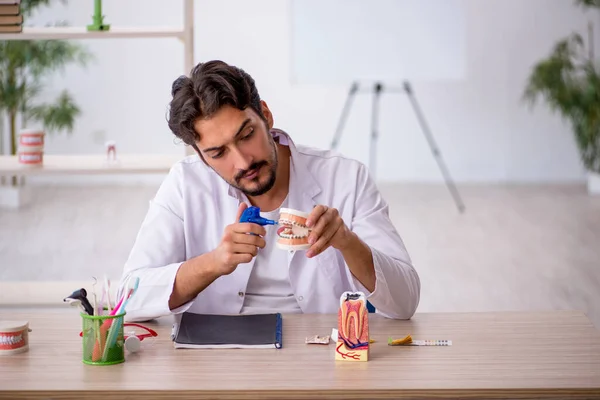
left=118, top=164, right=194, bottom=322
left=347, top=163, right=421, bottom=319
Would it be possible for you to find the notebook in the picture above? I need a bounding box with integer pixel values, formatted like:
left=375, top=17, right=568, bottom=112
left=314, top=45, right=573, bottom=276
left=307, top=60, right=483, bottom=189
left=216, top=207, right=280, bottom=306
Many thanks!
left=171, top=312, right=283, bottom=349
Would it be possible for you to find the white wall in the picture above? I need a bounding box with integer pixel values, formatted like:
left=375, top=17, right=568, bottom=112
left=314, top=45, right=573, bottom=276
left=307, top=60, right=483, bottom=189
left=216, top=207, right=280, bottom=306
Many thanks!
left=289, top=0, right=467, bottom=83
left=14, top=0, right=598, bottom=183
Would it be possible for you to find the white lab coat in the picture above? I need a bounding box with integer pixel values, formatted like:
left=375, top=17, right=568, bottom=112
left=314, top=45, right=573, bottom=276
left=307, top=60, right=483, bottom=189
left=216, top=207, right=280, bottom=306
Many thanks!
left=120, top=129, right=420, bottom=322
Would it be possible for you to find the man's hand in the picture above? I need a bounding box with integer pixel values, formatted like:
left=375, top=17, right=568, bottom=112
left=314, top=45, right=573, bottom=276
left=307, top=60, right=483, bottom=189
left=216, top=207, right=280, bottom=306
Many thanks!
left=304, top=204, right=376, bottom=292
left=210, top=202, right=266, bottom=275
left=169, top=202, right=265, bottom=310
left=305, top=205, right=353, bottom=258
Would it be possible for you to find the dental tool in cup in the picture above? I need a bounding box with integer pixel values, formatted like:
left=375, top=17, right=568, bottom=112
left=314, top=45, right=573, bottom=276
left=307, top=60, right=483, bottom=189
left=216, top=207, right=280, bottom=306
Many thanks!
left=64, top=289, right=94, bottom=315
left=101, top=277, right=139, bottom=361
left=102, top=275, right=113, bottom=313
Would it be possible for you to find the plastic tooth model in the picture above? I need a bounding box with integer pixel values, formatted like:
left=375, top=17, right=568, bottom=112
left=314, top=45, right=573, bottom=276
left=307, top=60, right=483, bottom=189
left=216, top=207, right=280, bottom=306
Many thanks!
left=0, top=321, right=32, bottom=355
left=105, top=140, right=117, bottom=163
left=276, top=208, right=311, bottom=250
left=335, top=292, right=369, bottom=362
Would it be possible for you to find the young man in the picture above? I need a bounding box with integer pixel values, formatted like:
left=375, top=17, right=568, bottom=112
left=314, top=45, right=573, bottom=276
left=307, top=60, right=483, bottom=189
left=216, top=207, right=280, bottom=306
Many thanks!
left=120, top=60, right=420, bottom=322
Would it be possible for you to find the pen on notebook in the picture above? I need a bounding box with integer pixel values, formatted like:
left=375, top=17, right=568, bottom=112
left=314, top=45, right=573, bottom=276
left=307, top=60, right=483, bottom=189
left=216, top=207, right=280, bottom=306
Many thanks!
left=171, top=323, right=179, bottom=340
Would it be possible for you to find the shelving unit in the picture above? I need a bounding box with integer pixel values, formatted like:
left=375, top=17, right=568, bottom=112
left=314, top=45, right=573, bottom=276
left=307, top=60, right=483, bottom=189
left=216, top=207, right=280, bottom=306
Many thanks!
left=0, top=1, right=197, bottom=304
left=0, top=154, right=185, bottom=175
left=0, top=0, right=195, bottom=73
left=0, top=0, right=196, bottom=169
left=0, top=26, right=185, bottom=40
left=0, top=0, right=196, bottom=193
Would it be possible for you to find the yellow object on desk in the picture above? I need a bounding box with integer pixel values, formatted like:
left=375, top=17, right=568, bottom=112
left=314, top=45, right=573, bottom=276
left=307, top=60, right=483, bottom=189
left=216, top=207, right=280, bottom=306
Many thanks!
left=388, top=334, right=413, bottom=346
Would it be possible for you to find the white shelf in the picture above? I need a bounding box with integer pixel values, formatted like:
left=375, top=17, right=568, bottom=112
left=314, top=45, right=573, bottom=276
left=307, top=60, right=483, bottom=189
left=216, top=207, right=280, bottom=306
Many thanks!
left=0, top=154, right=186, bottom=175
left=0, top=26, right=186, bottom=40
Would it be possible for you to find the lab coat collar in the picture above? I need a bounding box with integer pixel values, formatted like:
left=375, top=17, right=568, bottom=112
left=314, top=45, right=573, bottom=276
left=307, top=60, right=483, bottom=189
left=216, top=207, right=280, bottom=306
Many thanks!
left=227, top=128, right=322, bottom=205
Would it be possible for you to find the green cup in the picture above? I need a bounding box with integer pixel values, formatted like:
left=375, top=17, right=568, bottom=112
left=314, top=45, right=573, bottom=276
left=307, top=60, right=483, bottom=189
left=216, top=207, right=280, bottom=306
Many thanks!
left=81, top=311, right=126, bottom=365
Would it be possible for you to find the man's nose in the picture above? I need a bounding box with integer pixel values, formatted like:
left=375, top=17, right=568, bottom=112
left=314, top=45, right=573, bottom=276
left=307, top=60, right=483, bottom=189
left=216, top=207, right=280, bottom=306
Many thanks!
left=230, top=146, right=252, bottom=170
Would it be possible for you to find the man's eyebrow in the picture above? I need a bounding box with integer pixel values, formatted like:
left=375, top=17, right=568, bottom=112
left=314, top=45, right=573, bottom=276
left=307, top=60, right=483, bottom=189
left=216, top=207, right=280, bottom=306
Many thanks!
left=202, top=118, right=252, bottom=153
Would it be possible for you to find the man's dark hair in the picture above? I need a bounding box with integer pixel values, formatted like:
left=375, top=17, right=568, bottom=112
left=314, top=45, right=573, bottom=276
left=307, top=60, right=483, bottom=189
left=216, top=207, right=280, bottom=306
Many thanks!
left=167, top=60, right=264, bottom=152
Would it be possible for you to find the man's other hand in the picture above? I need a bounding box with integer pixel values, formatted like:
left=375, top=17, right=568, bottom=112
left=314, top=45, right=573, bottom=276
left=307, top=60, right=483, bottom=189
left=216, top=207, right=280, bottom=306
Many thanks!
left=305, top=205, right=353, bottom=258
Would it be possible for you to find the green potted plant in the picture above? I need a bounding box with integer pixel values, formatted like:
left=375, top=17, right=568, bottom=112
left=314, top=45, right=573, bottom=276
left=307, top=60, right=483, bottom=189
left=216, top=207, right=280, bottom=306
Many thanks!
left=0, top=0, right=92, bottom=207
left=523, top=0, right=600, bottom=194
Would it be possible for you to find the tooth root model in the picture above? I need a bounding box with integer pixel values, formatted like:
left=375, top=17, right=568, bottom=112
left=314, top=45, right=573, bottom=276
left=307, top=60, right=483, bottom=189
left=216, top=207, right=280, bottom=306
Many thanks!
left=335, top=292, right=369, bottom=362
left=105, top=140, right=117, bottom=162
left=276, top=208, right=311, bottom=250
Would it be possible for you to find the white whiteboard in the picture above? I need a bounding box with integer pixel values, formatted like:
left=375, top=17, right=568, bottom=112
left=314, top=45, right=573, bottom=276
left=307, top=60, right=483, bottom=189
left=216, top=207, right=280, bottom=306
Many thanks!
left=290, top=0, right=467, bottom=84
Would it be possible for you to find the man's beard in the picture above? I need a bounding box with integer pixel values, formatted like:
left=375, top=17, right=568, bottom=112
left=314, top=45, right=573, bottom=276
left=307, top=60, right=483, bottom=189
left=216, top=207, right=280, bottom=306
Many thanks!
left=222, top=133, right=278, bottom=197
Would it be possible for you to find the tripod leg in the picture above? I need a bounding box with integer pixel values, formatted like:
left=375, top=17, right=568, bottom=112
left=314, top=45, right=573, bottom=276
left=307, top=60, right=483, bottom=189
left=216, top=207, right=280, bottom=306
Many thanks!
left=403, top=81, right=466, bottom=213
left=370, top=82, right=383, bottom=177
left=331, top=82, right=359, bottom=150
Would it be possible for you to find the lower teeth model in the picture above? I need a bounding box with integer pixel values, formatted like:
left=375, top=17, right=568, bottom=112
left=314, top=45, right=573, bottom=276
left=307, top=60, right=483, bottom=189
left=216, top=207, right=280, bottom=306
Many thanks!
left=276, top=208, right=311, bottom=250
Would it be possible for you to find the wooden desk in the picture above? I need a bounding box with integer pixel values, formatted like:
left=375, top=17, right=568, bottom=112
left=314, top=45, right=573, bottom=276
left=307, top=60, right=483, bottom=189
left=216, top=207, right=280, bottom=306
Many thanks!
left=1, top=309, right=599, bottom=399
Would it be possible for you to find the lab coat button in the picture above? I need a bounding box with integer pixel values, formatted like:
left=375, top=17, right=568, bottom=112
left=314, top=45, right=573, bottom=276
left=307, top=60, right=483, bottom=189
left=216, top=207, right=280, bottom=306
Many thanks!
left=298, top=296, right=304, bottom=301
left=238, top=291, right=244, bottom=297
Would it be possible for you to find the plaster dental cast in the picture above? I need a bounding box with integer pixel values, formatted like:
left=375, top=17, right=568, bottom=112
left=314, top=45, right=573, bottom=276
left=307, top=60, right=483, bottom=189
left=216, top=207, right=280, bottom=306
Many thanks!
left=119, top=60, right=421, bottom=321
left=276, top=208, right=311, bottom=250
left=239, top=206, right=322, bottom=250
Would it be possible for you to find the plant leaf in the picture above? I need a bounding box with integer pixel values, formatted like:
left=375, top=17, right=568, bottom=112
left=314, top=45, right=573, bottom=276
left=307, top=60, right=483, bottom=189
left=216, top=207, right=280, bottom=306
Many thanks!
left=574, top=0, right=600, bottom=10
left=28, top=90, right=80, bottom=134
left=524, top=18, right=600, bottom=172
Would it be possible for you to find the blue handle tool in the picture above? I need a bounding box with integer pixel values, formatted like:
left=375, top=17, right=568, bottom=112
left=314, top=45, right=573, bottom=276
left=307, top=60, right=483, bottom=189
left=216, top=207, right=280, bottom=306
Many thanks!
left=239, top=206, right=277, bottom=226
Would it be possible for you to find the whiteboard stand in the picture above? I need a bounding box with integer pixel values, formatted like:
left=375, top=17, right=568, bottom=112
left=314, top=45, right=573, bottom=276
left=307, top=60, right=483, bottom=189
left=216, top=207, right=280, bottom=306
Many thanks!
left=330, top=81, right=466, bottom=213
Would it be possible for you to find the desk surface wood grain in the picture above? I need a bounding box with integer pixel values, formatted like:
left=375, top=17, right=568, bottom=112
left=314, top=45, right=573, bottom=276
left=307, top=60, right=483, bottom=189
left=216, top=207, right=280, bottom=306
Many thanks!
left=0, top=309, right=599, bottom=399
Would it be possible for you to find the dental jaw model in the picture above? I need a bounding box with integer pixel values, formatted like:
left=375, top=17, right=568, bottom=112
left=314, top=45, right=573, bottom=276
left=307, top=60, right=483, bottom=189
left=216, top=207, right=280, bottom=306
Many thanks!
left=239, top=206, right=311, bottom=251
left=335, top=292, right=369, bottom=362
left=0, top=321, right=31, bottom=355
left=276, top=208, right=311, bottom=250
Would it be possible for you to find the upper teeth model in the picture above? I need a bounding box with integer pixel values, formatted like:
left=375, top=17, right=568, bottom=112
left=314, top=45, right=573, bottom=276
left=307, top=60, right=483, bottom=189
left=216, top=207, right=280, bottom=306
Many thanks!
left=276, top=208, right=311, bottom=250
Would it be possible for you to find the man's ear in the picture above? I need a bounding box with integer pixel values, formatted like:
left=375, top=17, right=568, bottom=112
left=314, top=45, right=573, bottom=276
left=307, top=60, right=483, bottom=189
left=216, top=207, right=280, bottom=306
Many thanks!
left=261, top=100, right=274, bottom=129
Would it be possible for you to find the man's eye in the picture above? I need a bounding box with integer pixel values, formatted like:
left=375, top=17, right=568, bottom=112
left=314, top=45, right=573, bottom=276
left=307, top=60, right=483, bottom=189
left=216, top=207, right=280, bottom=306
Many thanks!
left=242, top=128, right=254, bottom=140
left=211, top=151, right=224, bottom=159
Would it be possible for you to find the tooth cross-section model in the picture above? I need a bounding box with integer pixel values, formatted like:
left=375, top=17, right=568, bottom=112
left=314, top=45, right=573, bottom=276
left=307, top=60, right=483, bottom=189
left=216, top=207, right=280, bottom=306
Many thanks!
left=276, top=208, right=311, bottom=250
left=335, top=292, right=369, bottom=362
